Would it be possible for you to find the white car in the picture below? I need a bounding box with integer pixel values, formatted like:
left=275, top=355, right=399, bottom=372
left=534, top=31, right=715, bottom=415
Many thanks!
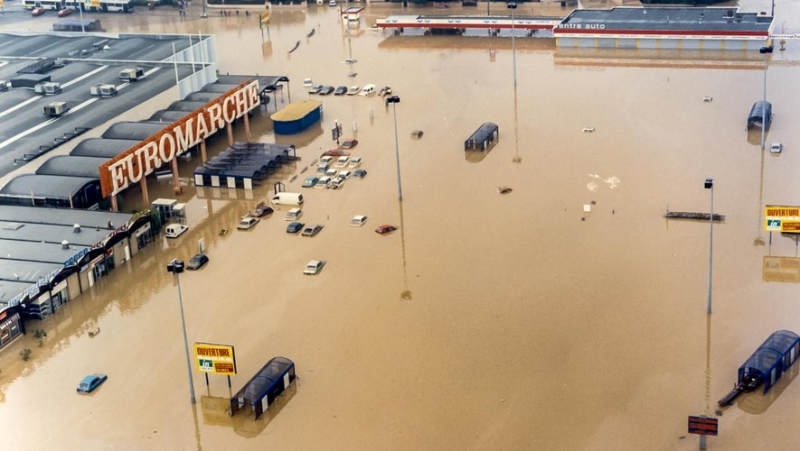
left=347, top=86, right=360, bottom=95
left=337, top=170, right=352, bottom=180
left=320, top=156, right=334, bottom=165
left=335, top=156, right=349, bottom=168
left=325, top=168, right=338, bottom=178
left=302, top=78, right=313, bottom=87
left=770, top=142, right=783, bottom=154
left=285, top=208, right=303, bottom=221
left=165, top=223, right=188, bottom=239
left=304, top=260, right=325, bottom=275
left=348, top=157, right=362, bottom=168
left=237, top=216, right=260, bottom=230
left=315, top=176, right=332, bottom=188
left=350, top=215, right=367, bottom=227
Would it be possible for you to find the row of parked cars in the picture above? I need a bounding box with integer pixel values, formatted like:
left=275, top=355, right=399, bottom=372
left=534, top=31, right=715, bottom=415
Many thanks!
left=303, top=79, right=392, bottom=98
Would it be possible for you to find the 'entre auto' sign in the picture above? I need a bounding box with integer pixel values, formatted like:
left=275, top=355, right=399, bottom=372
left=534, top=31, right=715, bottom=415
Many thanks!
left=98, top=80, right=260, bottom=197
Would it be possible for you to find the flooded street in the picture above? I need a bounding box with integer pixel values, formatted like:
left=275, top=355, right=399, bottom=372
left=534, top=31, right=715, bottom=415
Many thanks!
left=2, top=1, right=800, bottom=449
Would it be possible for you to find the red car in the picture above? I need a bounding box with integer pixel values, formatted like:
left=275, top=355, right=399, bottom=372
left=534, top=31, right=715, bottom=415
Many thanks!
left=31, top=7, right=46, bottom=16
left=58, top=7, right=74, bottom=16
left=375, top=224, right=397, bottom=235
left=340, top=139, right=358, bottom=150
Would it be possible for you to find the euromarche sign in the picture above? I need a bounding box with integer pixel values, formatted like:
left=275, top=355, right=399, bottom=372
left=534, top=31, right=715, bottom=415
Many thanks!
left=98, top=80, right=260, bottom=197
left=764, top=205, right=800, bottom=233
left=194, top=342, right=237, bottom=375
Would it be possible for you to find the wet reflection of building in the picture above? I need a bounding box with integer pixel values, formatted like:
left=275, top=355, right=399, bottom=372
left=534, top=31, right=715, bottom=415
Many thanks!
left=762, top=256, right=800, bottom=282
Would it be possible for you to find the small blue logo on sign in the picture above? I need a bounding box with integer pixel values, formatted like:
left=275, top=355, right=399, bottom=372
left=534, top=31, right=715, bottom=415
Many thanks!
left=767, top=219, right=781, bottom=231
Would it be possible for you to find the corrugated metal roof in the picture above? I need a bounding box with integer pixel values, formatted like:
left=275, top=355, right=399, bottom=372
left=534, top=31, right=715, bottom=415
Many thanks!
left=102, top=122, right=166, bottom=140
left=36, top=156, right=109, bottom=178
left=70, top=138, right=139, bottom=158
left=147, top=110, right=190, bottom=122
left=0, top=174, right=97, bottom=199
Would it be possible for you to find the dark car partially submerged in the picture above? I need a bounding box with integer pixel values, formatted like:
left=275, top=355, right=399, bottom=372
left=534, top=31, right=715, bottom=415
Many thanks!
left=187, top=253, right=209, bottom=270
left=77, top=374, right=107, bottom=393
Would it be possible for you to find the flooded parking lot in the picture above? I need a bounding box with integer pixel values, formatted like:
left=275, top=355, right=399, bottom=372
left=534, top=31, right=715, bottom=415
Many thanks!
left=2, top=0, right=800, bottom=449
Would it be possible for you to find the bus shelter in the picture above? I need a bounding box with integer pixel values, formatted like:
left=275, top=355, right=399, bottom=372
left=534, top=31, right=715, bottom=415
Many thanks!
left=230, top=357, right=296, bottom=420
left=464, top=122, right=499, bottom=151
left=739, top=330, right=800, bottom=394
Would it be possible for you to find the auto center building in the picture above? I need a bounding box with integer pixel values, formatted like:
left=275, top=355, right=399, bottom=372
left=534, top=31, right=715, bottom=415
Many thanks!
left=554, top=7, right=773, bottom=50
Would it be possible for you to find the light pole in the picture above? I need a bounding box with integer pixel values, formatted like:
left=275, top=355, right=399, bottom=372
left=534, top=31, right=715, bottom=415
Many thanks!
left=78, top=2, right=85, bottom=33
left=166, top=259, right=196, bottom=404
left=508, top=2, right=517, bottom=88
left=759, top=45, right=772, bottom=151
left=201, top=0, right=207, bottom=18
left=704, top=178, right=714, bottom=315
left=386, top=95, right=403, bottom=202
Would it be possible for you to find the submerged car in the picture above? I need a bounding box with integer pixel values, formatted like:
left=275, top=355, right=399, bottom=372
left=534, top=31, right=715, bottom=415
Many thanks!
left=286, top=221, right=305, bottom=234
left=770, top=142, right=783, bottom=154
left=375, top=224, right=397, bottom=235
left=302, top=78, right=313, bottom=87
left=302, top=176, right=319, bottom=188
left=77, top=374, right=107, bottom=393
left=251, top=202, right=274, bottom=217
left=237, top=216, right=260, bottom=230
left=319, top=85, right=335, bottom=95
left=350, top=215, right=368, bottom=227
left=308, top=84, right=323, bottom=94
left=58, top=7, right=74, bottom=16
left=187, top=253, right=209, bottom=270
left=31, top=7, right=45, bottom=16
left=348, top=157, right=362, bottom=168
left=352, top=169, right=368, bottom=178
left=285, top=208, right=303, bottom=221
left=340, top=139, right=358, bottom=150
left=301, top=224, right=324, bottom=237
left=334, top=86, right=348, bottom=96
left=347, top=86, right=360, bottom=95
left=304, top=260, right=325, bottom=275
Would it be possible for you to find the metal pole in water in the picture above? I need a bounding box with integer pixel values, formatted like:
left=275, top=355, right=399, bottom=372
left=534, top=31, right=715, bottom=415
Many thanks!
left=387, top=96, right=403, bottom=202
left=708, top=182, right=713, bottom=314
left=167, top=260, right=196, bottom=404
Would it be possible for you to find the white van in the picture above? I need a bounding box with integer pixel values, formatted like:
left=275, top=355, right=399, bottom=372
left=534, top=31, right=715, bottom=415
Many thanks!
left=165, top=223, right=188, bottom=239
left=271, top=192, right=304, bottom=205
left=359, top=84, right=376, bottom=97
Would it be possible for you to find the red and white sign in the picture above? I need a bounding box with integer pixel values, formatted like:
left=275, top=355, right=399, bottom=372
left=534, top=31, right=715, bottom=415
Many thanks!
left=99, top=80, right=260, bottom=197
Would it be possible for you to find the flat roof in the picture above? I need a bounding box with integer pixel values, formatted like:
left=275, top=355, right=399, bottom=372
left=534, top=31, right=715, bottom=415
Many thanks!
left=0, top=32, right=203, bottom=179
left=558, top=7, right=773, bottom=34
left=0, top=280, right=39, bottom=304
left=0, top=221, right=113, bottom=246
left=0, top=259, right=63, bottom=284
left=0, top=239, right=87, bottom=265
left=0, top=205, right=131, bottom=228
left=271, top=100, right=322, bottom=122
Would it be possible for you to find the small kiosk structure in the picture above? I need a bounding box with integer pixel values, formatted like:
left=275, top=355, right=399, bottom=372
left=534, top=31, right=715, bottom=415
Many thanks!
left=271, top=101, right=322, bottom=135
left=230, top=357, right=296, bottom=420
left=464, top=122, right=499, bottom=151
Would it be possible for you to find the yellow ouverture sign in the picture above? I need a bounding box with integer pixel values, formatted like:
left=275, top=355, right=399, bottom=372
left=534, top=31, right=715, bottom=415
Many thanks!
left=91, top=0, right=100, bottom=7
left=194, top=343, right=237, bottom=375
left=765, top=205, right=800, bottom=233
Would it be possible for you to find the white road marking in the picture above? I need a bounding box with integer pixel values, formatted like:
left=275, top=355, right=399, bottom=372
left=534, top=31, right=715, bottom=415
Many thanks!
left=0, top=117, right=60, bottom=151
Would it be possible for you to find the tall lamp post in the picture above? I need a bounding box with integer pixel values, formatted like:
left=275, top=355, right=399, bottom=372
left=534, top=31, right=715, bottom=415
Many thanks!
left=508, top=2, right=517, bottom=88
left=78, top=2, right=85, bottom=33
left=386, top=95, right=403, bottom=202
left=704, top=178, right=714, bottom=315
left=166, top=259, right=196, bottom=404
left=201, top=0, right=207, bottom=18
left=759, top=45, right=772, bottom=151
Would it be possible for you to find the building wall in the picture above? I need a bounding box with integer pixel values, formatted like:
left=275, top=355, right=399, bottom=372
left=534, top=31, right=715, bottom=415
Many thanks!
left=556, top=36, right=766, bottom=51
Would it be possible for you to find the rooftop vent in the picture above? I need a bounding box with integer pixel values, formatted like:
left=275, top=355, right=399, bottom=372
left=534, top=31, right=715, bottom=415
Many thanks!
left=73, top=224, right=81, bottom=233
left=61, top=240, right=69, bottom=249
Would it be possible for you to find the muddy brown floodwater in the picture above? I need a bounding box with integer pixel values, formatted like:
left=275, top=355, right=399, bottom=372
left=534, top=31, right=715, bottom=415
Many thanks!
left=2, top=0, right=800, bottom=449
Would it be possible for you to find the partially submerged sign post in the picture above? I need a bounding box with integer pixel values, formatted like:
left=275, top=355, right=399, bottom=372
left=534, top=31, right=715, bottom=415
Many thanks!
left=765, top=205, right=800, bottom=233
left=688, top=415, right=718, bottom=450
left=194, top=342, right=237, bottom=387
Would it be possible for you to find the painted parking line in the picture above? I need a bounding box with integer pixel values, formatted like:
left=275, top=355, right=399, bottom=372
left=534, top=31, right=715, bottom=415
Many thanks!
left=67, top=97, right=99, bottom=115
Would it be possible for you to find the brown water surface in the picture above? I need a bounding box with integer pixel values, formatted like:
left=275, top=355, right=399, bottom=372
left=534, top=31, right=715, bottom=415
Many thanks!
left=2, top=1, right=800, bottom=450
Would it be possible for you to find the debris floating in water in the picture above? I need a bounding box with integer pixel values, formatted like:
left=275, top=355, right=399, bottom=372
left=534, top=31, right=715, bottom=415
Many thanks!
left=582, top=127, right=595, bottom=133
left=288, top=41, right=301, bottom=53
left=497, top=186, right=512, bottom=195
left=703, top=96, right=713, bottom=102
